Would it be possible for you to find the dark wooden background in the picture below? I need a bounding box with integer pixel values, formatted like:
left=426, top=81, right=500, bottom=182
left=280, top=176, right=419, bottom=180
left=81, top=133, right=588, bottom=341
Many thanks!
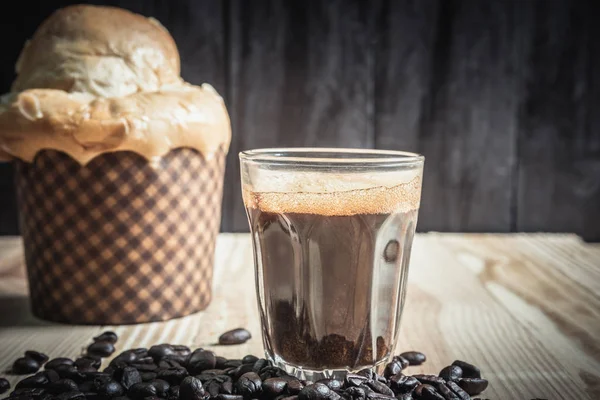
left=1, top=0, right=599, bottom=240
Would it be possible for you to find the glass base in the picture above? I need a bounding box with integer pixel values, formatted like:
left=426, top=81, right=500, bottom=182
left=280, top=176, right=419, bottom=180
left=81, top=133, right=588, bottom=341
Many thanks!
left=268, top=354, right=388, bottom=381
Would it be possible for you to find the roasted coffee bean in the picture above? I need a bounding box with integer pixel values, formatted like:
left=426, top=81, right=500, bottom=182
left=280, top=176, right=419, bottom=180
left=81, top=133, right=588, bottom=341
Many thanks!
left=365, top=392, right=395, bottom=400
left=15, top=373, right=49, bottom=389
left=395, top=394, right=413, bottom=400
left=344, top=386, right=366, bottom=400
left=241, top=355, right=259, bottom=365
left=75, top=357, right=101, bottom=370
left=96, top=379, right=124, bottom=397
left=45, top=358, right=74, bottom=371
left=87, top=341, right=115, bottom=358
left=399, top=352, right=426, bottom=366
left=120, top=367, right=142, bottom=389
left=77, top=381, right=95, bottom=393
left=344, top=374, right=368, bottom=388
left=55, top=390, right=85, bottom=400
left=298, top=383, right=333, bottom=400
left=110, top=349, right=147, bottom=366
left=11, top=387, right=47, bottom=397
left=180, top=376, right=205, bottom=400
left=93, top=331, right=118, bottom=344
left=48, top=379, right=79, bottom=394
left=438, top=366, right=462, bottom=383
left=412, top=375, right=445, bottom=387
left=251, top=359, right=268, bottom=373
left=365, top=381, right=394, bottom=397
left=141, top=372, right=158, bottom=382
left=356, top=369, right=374, bottom=380
left=205, top=380, right=221, bottom=397
left=53, top=365, right=83, bottom=382
left=218, top=328, right=251, bottom=345
left=169, top=385, right=180, bottom=398
left=0, top=378, right=10, bottom=394
left=223, top=360, right=243, bottom=369
left=24, top=351, right=49, bottom=365
left=187, top=349, right=216, bottom=374
left=435, top=383, right=460, bottom=400
left=228, top=364, right=253, bottom=380
left=445, top=382, right=469, bottom=400
left=383, top=361, right=402, bottom=379
left=286, top=379, right=303, bottom=394
left=217, top=395, right=244, bottom=400
left=450, top=361, right=480, bottom=379
left=129, top=382, right=158, bottom=399
left=215, top=356, right=229, bottom=369
left=457, top=378, right=488, bottom=396
left=391, top=356, right=410, bottom=370
left=157, top=367, right=188, bottom=385
left=315, top=379, right=342, bottom=392
left=236, top=372, right=262, bottom=397
left=262, top=377, right=288, bottom=396
left=148, top=345, right=191, bottom=363
left=13, top=357, right=41, bottom=374
left=40, top=370, right=60, bottom=383
left=415, top=384, right=444, bottom=400
left=388, top=374, right=418, bottom=394
left=221, top=380, right=234, bottom=394
left=149, top=379, right=170, bottom=396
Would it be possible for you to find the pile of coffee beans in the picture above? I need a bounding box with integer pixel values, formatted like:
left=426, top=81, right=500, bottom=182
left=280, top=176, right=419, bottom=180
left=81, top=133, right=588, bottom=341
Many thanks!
left=2, top=331, right=492, bottom=400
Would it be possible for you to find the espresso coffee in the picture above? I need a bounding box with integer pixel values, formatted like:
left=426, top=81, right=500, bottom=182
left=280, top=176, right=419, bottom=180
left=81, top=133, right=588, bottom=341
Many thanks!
left=244, top=175, right=421, bottom=373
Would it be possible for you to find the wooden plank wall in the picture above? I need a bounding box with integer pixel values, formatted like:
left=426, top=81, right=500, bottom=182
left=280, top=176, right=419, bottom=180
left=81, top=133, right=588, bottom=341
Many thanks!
left=0, top=0, right=598, bottom=240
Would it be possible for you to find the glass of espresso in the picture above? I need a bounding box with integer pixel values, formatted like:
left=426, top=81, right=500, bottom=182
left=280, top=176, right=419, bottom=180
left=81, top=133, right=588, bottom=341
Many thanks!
left=240, top=148, right=424, bottom=379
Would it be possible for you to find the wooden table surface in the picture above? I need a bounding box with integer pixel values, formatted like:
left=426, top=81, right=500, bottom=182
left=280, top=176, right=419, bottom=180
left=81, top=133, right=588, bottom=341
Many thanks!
left=0, top=233, right=599, bottom=400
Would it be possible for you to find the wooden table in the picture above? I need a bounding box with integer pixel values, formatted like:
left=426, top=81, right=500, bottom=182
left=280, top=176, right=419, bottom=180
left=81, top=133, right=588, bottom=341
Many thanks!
left=1, top=233, right=599, bottom=399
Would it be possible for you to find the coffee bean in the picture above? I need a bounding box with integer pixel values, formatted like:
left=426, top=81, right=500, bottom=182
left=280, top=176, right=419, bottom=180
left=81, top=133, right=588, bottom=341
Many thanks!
left=77, top=381, right=95, bottom=393
left=45, top=358, right=74, bottom=371
left=187, top=349, right=216, bottom=374
left=215, top=356, right=229, bottom=369
left=87, top=341, right=115, bottom=358
left=169, top=385, right=180, bottom=398
left=414, top=384, right=442, bottom=400
left=221, top=380, right=234, bottom=394
left=53, top=365, right=83, bottom=382
left=96, top=379, right=124, bottom=397
left=41, top=370, right=60, bottom=383
left=356, top=369, right=374, bottom=380
left=224, top=360, right=243, bottom=369
left=0, top=378, right=10, bottom=394
left=399, top=352, right=426, bottom=366
left=412, top=375, right=445, bottom=387
left=217, top=395, right=244, bottom=400
left=391, top=356, right=410, bottom=370
left=388, top=374, right=418, bottom=394
left=344, top=386, right=366, bottom=400
left=75, top=357, right=101, bottom=370
left=450, top=361, right=480, bottom=379
left=141, top=372, right=159, bottom=382
left=48, top=379, right=79, bottom=394
left=457, top=378, right=488, bottom=396
left=236, top=372, right=262, bottom=397
left=150, top=379, right=170, bottom=396
left=285, top=379, right=303, bottom=394
left=242, top=355, right=259, bottom=365
left=148, top=344, right=191, bottom=363
left=383, top=361, right=402, bottom=379
left=15, top=373, right=49, bottom=389
left=120, top=367, right=142, bottom=390
left=218, top=328, right=251, bottom=345
left=24, top=351, right=49, bottom=365
left=157, top=367, right=188, bottom=385
left=314, top=379, right=342, bottom=392
left=435, top=383, right=460, bottom=400
left=93, top=331, right=118, bottom=344
left=13, top=357, right=41, bottom=374
left=55, top=390, right=85, bottom=400
left=129, top=382, right=157, bottom=399
left=438, top=366, right=462, bottom=383
left=251, top=359, right=268, bottom=373
left=299, top=383, right=333, bottom=400
left=229, top=364, right=254, bottom=380
left=262, top=377, right=288, bottom=396
left=180, top=376, right=205, bottom=400
left=395, top=394, right=413, bottom=400
left=366, top=381, right=394, bottom=397
left=345, top=374, right=368, bottom=388
left=445, top=382, right=469, bottom=400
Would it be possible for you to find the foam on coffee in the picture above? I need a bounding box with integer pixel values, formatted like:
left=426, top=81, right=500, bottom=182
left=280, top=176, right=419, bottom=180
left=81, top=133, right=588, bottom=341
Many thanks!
left=243, top=168, right=422, bottom=216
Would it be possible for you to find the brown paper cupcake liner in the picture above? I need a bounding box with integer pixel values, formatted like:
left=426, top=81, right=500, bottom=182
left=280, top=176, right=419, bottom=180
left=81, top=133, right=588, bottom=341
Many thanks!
left=15, top=148, right=225, bottom=324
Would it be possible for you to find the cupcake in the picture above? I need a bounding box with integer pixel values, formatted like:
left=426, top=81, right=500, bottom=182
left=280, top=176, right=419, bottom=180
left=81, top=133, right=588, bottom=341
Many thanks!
left=0, top=5, right=231, bottom=324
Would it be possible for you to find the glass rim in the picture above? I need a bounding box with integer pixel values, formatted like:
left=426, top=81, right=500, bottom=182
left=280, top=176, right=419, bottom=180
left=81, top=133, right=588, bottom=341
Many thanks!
left=239, top=147, right=424, bottom=167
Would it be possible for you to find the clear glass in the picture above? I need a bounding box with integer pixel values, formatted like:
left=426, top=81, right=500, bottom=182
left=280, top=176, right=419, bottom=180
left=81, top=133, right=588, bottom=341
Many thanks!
left=240, top=148, right=424, bottom=380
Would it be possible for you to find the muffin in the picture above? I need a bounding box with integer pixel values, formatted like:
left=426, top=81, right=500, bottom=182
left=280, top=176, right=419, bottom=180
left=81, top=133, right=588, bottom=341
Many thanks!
left=0, top=5, right=231, bottom=324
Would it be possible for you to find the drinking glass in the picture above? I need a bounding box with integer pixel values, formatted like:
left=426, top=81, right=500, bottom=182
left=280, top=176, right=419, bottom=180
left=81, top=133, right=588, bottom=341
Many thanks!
left=240, top=148, right=424, bottom=379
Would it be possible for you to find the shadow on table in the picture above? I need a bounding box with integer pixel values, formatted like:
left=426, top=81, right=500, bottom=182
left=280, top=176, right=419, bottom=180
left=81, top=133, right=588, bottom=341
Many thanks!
left=0, top=295, right=55, bottom=327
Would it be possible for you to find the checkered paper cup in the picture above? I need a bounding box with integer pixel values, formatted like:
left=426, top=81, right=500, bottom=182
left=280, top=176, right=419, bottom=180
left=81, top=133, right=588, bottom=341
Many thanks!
left=14, top=148, right=225, bottom=324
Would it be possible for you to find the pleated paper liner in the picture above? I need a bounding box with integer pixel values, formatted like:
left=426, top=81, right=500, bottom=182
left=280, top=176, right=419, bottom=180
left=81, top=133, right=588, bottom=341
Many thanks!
left=15, top=148, right=226, bottom=324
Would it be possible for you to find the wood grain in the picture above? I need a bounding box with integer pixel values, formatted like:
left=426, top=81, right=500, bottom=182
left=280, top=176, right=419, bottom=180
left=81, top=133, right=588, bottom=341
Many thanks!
left=1, top=233, right=599, bottom=399
left=516, top=0, right=600, bottom=242
left=223, top=0, right=373, bottom=231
